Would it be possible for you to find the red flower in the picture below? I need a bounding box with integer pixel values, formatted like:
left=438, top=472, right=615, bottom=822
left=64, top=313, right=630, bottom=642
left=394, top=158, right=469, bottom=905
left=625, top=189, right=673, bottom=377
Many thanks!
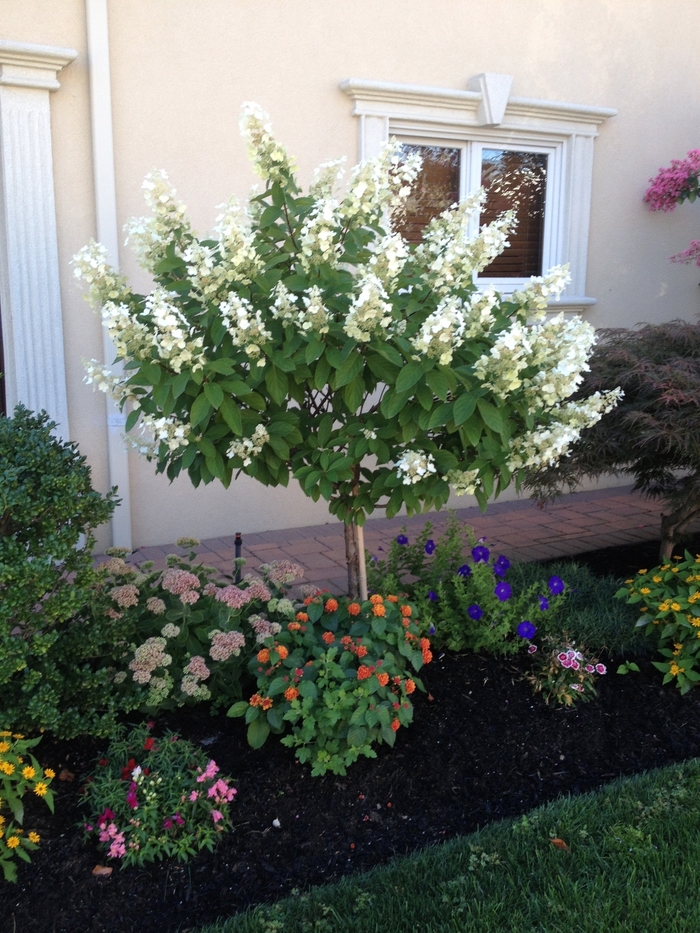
left=98, top=758, right=109, bottom=767
left=121, top=758, right=137, bottom=780
left=390, top=719, right=400, bottom=732
left=143, top=737, right=156, bottom=751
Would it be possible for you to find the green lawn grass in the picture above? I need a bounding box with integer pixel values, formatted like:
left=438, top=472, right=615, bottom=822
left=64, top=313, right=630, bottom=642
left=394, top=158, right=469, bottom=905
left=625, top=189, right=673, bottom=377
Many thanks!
left=202, top=759, right=700, bottom=933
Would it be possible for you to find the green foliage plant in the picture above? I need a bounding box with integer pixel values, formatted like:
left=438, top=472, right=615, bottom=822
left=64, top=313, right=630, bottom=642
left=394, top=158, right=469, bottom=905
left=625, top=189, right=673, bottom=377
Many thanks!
left=73, top=104, right=619, bottom=596
left=100, top=547, right=305, bottom=713
left=615, top=552, right=700, bottom=693
left=227, top=593, right=429, bottom=776
left=0, top=405, right=135, bottom=739
left=0, top=731, right=55, bottom=882
left=81, top=722, right=236, bottom=867
left=367, top=515, right=565, bottom=654
left=525, top=636, right=606, bottom=705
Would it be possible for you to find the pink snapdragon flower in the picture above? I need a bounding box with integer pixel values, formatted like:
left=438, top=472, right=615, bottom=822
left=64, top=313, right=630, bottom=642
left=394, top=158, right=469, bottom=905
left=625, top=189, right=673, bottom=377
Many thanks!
left=207, top=778, right=238, bottom=804
left=211, top=809, right=224, bottom=823
left=196, top=759, right=220, bottom=783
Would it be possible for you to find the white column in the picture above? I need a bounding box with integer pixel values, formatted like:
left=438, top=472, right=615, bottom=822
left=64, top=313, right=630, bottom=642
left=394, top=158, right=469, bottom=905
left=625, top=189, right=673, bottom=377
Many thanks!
left=86, top=0, right=133, bottom=548
left=0, top=41, right=76, bottom=435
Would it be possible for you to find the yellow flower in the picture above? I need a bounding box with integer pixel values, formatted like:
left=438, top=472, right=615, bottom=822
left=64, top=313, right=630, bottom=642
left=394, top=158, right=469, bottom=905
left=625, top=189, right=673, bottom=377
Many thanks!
left=673, top=643, right=683, bottom=655
left=0, top=742, right=10, bottom=754
left=33, top=782, right=48, bottom=797
left=0, top=830, right=3, bottom=839
left=640, top=587, right=651, bottom=595
left=672, top=568, right=679, bottom=573
left=22, top=766, right=35, bottom=780
left=625, top=579, right=634, bottom=584
left=662, top=565, right=671, bottom=571
left=671, top=602, right=682, bottom=611
left=641, top=606, right=649, bottom=612
left=28, top=831, right=40, bottom=844
left=0, top=731, right=11, bottom=737
left=6, top=836, right=19, bottom=849
left=44, top=768, right=55, bottom=779
left=0, top=762, right=15, bottom=776
left=669, top=662, right=685, bottom=676
left=653, top=576, right=663, bottom=583
left=11, top=734, right=24, bottom=740
left=0, top=815, right=5, bottom=826
left=638, top=569, right=648, bottom=575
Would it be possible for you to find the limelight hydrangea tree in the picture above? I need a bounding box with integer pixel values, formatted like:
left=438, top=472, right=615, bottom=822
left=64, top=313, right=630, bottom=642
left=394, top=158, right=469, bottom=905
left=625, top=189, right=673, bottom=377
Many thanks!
left=74, top=103, right=620, bottom=598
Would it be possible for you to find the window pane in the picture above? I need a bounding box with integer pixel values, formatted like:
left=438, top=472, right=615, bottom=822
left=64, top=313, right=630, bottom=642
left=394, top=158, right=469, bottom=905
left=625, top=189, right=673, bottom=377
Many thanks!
left=395, top=145, right=461, bottom=244
left=479, top=149, right=547, bottom=278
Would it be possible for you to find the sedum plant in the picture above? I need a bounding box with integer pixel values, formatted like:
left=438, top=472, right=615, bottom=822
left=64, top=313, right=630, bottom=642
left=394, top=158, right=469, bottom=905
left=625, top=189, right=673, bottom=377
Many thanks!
left=74, top=103, right=619, bottom=596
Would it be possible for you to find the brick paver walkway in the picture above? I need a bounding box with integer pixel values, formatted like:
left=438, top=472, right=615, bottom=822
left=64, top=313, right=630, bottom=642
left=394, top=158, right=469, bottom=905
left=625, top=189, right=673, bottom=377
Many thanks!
left=114, top=484, right=683, bottom=594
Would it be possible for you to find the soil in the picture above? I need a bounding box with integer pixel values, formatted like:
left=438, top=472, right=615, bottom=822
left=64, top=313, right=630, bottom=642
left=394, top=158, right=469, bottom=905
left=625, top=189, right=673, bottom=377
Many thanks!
left=4, top=538, right=700, bottom=933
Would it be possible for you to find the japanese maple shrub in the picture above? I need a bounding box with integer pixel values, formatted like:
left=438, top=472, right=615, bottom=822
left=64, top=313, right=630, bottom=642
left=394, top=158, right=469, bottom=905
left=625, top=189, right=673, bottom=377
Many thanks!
left=74, top=104, right=619, bottom=597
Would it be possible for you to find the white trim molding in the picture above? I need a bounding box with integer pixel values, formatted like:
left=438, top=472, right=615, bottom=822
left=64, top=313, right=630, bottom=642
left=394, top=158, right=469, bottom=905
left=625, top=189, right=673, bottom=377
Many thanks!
left=86, top=0, right=133, bottom=549
left=0, top=41, right=76, bottom=435
left=340, top=76, right=616, bottom=310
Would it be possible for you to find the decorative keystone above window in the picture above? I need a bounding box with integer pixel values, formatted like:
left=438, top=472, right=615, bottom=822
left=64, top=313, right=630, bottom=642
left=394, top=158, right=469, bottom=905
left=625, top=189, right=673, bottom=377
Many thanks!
left=340, top=75, right=616, bottom=311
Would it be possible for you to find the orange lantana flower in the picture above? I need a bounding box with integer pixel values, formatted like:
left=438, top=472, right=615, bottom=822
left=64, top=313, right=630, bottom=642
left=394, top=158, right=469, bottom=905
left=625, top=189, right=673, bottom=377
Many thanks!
left=357, top=665, right=373, bottom=680
left=284, top=686, right=299, bottom=701
left=325, top=598, right=339, bottom=613
left=322, top=631, right=335, bottom=645
left=386, top=594, right=399, bottom=603
left=369, top=594, right=383, bottom=605
left=372, top=604, right=386, bottom=617
left=347, top=602, right=362, bottom=616
left=400, top=605, right=412, bottom=617
left=405, top=679, right=416, bottom=694
left=355, top=645, right=368, bottom=658
left=276, top=644, right=289, bottom=660
left=296, top=612, right=309, bottom=622
left=377, top=672, right=389, bottom=687
left=257, top=649, right=271, bottom=663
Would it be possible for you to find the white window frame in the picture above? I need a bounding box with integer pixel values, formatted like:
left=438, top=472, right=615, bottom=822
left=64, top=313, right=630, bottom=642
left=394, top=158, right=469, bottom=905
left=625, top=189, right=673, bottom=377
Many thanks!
left=340, top=74, right=616, bottom=313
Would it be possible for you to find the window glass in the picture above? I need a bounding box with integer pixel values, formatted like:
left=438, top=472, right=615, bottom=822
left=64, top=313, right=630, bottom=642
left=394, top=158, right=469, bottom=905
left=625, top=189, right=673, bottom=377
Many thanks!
left=395, top=145, right=461, bottom=244
left=479, top=149, right=547, bottom=278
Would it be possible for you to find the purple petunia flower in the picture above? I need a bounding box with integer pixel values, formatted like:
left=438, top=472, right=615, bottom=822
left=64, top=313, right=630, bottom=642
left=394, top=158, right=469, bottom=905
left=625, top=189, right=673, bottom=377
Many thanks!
left=457, top=564, right=471, bottom=578
left=493, top=555, right=511, bottom=576
left=494, top=581, right=512, bottom=602
left=467, top=604, right=483, bottom=620
left=548, top=575, right=565, bottom=595
left=472, top=545, right=490, bottom=563
left=397, top=534, right=408, bottom=546
left=428, top=623, right=436, bottom=635
left=427, top=590, right=438, bottom=602
left=425, top=539, right=436, bottom=555
left=517, top=620, right=537, bottom=639
left=538, top=595, right=549, bottom=611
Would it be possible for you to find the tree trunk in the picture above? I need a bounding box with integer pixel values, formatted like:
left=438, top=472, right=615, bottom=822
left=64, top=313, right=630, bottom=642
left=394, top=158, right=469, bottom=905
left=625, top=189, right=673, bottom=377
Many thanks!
left=343, top=519, right=368, bottom=601
left=659, top=502, right=700, bottom=562
left=344, top=520, right=359, bottom=599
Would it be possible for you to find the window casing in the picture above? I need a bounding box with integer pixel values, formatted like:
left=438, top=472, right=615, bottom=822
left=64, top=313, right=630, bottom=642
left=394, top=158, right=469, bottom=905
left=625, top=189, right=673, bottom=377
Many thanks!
left=340, top=75, right=616, bottom=313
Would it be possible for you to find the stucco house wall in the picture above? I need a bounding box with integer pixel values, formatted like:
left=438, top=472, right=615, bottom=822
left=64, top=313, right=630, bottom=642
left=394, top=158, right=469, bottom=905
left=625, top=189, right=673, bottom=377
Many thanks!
left=1, top=0, right=699, bottom=550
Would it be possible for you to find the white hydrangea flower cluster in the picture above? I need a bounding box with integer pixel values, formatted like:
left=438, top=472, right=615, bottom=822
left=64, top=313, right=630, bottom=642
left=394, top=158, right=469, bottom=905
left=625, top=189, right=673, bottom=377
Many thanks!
left=510, top=265, right=570, bottom=319
left=83, top=360, right=130, bottom=401
left=299, top=286, right=331, bottom=334
left=124, top=170, right=191, bottom=273
left=361, top=428, right=377, bottom=440
left=101, top=300, right=152, bottom=360
left=72, top=240, right=130, bottom=307
left=463, top=287, right=500, bottom=338
left=309, top=157, right=346, bottom=199
left=299, top=197, right=341, bottom=270
left=416, top=192, right=514, bottom=294
left=144, top=287, right=206, bottom=373
left=127, top=411, right=192, bottom=458
left=410, top=295, right=467, bottom=365
left=226, top=423, right=269, bottom=465
left=523, top=314, right=597, bottom=409
left=183, top=197, right=262, bottom=301
left=239, top=101, right=296, bottom=184
left=507, top=389, right=623, bottom=470
left=343, top=274, right=393, bottom=342
left=364, top=233, right=409, bottom=287
left=219, top=291, right=272, bottom=360
left=473, top=319, right=533, bottom=397
left=446, top=467, right=481, bottom=496
left=395, top=449, right=437, bottom=485
left=340, top=139, right=422, bottom=226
